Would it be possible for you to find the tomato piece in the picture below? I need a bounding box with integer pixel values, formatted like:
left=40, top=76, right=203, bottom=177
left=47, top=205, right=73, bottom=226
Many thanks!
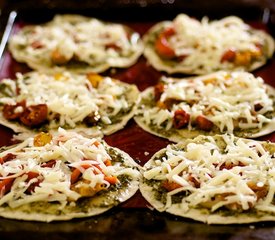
left=93, top=141, right=100, bottom=148
left=70, top=168, right=82, bottom=184
left=155, top=27, right=176, bottom=59
left=221, top=49, right=236, bottom=63
left=154, top=83, right=166, bottom=101
left=0, top=178, right=14, bottom=197
left=2, top=100, right=26, bottom=120
left=104, top=176, right=118, bottom=185
left=234, top=51, right=252, bottom=66
left=105, top=43, right=121, bottom=51
left=86, top=73, right=103, bottom=88
left=195, top=115, right=213, bottom=131
left=41, top=160, right=56, bottom=168
left=31, top=40, right=44, bottom=49
left=25, top=171, right=41, bottom=194
left=247, top=181, right=268, bottom=200
left=173, top=109, right=190, bottom=129
left=155, top=36, right=175, bottom=59
left=26, top=171, right=40, bottom=181
left=20, top=104, right=48, bottom=127
left=162, top=27, right=176, bottom=37
left=33, top=132, right=52, bottom=147
left=188, top=174, right=200, bottom=188
left=70, top=164, right=95, bottom=184
left=104, top=159, right=112, bottom=166
left=51, top=49, right=70, bottom=65
left=162, top=180, right=181, bottom=191
left=0, top=153, right=16, bottom=164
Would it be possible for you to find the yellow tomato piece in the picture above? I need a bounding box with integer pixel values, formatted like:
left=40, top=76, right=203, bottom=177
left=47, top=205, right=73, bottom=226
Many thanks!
left=86, top=73, right=103, bottom=88
left=33, top=132, right=52, bottom=147
left=54, top=73, right=64, bottom=80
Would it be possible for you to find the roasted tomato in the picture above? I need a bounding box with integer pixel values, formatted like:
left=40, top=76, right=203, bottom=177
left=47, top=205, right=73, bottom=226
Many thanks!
left=247, top=181, right=268, bottom=201
left=162, top=180, right=182, bottom=191
left=0, top=153, right=16, bottom=164
left=51, top=49, right=70, bottom=65
left=195, top=115, right=213, bottom=131
left=20, top=104, right=48, bottom=127
left=173, top=109, right=190, bottom=129
left=221, top=43, right=263, bottom=65
left=31, top=40, right=44, bottom=49
left=41, top=160, right=57, bottom=168
left=188, top=174, right=200, bottom=188
left=105, top=43, right=121, bottom=51
left=25, top=171, right=42, bottom=194
left=154, top=83, right=166, bottom=101
left=221, top=49, right=236, bottom=63
left=86, top=73, right=103, bottom=88
left=155, top=27, right=176, bottom=59
left=2, top=100, right=26, bottom=120
left=0, top=178, right=15, bottom=197
left=33, top=132, right=52, bottom=147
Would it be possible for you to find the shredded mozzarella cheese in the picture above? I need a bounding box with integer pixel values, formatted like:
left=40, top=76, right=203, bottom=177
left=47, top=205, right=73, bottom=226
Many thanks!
left=143, top=135, right=275, bottom=213
left=138, top=71, right=275, bottom=134
left=145, top=14, right=274, bottom=74
left=9, top=15, right=143, bottom=72
left=0, top=71, right=133, bottom=131
left=0, top=128, right=136, bottom=208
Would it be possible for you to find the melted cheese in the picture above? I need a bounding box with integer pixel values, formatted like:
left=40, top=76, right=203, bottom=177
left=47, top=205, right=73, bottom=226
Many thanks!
left=143, top=135, right=275, bottom=213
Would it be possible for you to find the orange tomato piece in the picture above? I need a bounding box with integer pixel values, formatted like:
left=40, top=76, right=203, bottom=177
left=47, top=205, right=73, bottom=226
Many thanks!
left=155, top=27, right=176, bottom=59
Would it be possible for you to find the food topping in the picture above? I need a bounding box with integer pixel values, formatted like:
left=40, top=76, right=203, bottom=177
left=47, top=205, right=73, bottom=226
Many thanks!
left=143, top=135, right=275, bottom=213
left=138, top=71, right=274, bottom=134
left=0, top=129, right=129, bottom=208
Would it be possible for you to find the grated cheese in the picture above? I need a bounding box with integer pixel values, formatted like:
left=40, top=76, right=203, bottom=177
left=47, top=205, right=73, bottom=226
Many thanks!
left=138, top=71, right=275, bottom=135
left=0, top=128, right=137, bottom=208
left=0, top=71, right=133, bottom=132
left=145, top=14, right=274, bottom=74
left=9, top=15, right=143, bottom=73
left=143, top=135, right=275, bottom=213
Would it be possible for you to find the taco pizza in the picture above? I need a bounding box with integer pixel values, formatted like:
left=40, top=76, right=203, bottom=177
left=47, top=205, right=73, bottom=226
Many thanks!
left=0, top=128, right=141, bottom=222
left=0, top=71, right=139, bottom=138
left=143, top=14, right=274, bottom=74
left=134, top=71, right=275, bottom=142
left=140, top=134, right=275, bottom=224
left=9, top=14, right=143, bottom=73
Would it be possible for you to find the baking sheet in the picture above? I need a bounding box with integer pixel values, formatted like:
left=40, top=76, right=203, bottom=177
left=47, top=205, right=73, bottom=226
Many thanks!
left=0, top=4, right=275, bottom=239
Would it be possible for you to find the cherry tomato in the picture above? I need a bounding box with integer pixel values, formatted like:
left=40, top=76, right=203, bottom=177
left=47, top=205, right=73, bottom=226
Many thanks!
left=221, top=49, right=236, bottom=62
left=154, top=83, right=165, bottom=101
left=155, top=27, right=176, bottom=59
left=2, top=100, right=26, bottom=120
left=20, top=104, right=48, bottom=127
left=195, top=115, right=213, bottom=131
left=173, top=109, right=190, bottom=129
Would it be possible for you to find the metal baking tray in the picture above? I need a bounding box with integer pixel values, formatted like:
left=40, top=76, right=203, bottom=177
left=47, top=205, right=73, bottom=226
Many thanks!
left=0, top=1, right=275, bottom=239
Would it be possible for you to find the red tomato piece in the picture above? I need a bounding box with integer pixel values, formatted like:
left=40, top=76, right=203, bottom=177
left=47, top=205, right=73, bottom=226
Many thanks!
left=20, top=104, right=48, bottom=127
left=173, top=109, right=190, bottom=129
left=195, top=115, right=213, bottom=131
left=2, top=100, right=26, bottom=120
